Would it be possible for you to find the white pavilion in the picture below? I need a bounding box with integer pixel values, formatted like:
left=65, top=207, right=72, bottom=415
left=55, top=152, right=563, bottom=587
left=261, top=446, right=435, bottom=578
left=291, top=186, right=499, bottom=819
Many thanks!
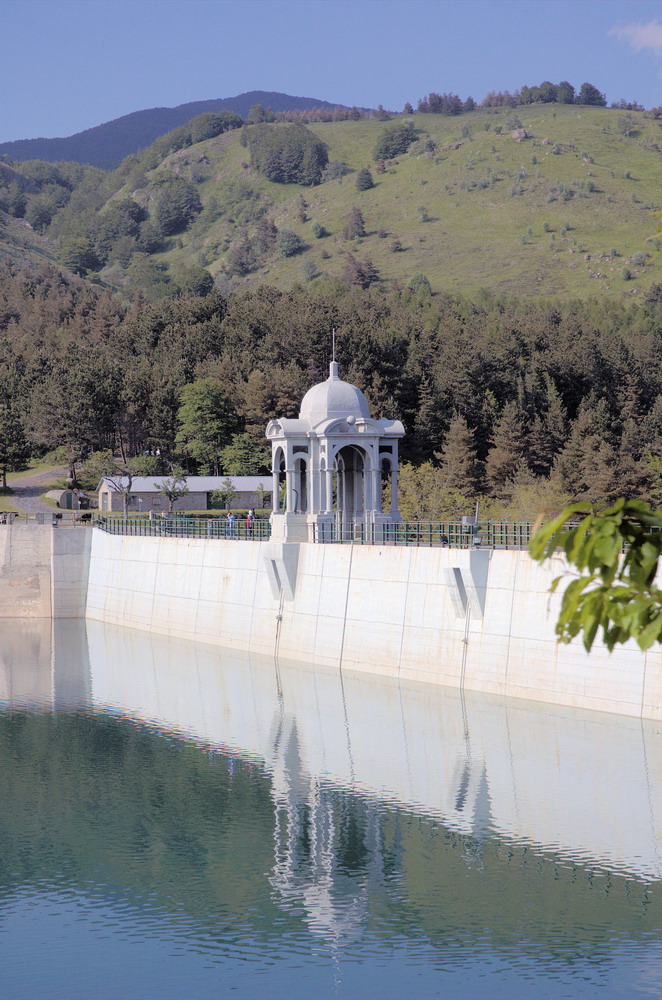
left=266, top=361, right=404, bottom=542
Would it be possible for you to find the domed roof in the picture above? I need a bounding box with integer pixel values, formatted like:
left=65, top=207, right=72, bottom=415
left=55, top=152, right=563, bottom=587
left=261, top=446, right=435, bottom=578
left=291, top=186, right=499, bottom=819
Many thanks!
left=299, top=362, right=372, bottom=424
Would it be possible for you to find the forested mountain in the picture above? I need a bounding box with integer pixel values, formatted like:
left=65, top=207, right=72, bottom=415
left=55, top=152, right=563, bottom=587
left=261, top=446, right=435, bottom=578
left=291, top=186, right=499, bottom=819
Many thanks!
left=1, top=102, right=660, bottom=301
left=0, top=92, right=347, bottom=169
left=2, top=91, right=662, bottom=517
left=2, top=260, right=662, bottom=516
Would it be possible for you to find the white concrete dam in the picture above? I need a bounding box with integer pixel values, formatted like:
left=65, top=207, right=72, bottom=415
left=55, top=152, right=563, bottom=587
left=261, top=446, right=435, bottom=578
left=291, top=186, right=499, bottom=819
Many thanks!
left=84, top=530, right=662, bottom=720
left=2, top=523, right=661, bottom=719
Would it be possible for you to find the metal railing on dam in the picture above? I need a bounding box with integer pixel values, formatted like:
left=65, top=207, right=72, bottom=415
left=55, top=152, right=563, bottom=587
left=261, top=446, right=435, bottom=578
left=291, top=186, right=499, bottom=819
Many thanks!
left=95, top=515, right=272, bottom=540
left=312, top=520, right=533, bottom=547
left=93, top=515, right=534, bottom=548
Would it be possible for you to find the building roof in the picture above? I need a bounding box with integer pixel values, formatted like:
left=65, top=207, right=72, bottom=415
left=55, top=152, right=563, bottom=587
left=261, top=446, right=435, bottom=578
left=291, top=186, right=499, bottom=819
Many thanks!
left=99, top=476, right=271, bottom=494
left=299, top=361, right=371, bottom=425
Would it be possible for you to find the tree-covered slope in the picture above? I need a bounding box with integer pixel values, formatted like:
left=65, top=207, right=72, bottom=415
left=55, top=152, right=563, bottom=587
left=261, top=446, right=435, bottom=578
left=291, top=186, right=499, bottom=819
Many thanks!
left=0, top=91, right=346, bottom=169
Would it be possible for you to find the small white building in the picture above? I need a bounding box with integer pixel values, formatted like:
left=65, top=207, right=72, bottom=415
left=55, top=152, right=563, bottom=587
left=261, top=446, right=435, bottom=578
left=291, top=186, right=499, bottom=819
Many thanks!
left=266, top=361, right=404, bottom=542
left=97, top=476, right=272, bottom=513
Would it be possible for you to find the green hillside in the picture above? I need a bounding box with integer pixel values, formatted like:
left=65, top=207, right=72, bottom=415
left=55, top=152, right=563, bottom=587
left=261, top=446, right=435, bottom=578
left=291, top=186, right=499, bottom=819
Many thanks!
left=3, top=103, right=662, bottom=300
left=119, top=104, right=662, bottom=299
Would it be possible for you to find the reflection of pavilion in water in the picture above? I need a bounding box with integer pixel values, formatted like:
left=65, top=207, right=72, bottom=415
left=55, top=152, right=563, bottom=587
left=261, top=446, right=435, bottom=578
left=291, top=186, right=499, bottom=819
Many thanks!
left=268, top=710, right=376, bottom=941
left=265, top=701, right=494, bottom=940
left=266, top=361, right=404, bottom=542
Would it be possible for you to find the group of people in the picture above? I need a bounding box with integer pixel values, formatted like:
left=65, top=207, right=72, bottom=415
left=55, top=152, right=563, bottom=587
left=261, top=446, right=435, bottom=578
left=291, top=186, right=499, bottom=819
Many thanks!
left=224, top=509, right=256, bottom=536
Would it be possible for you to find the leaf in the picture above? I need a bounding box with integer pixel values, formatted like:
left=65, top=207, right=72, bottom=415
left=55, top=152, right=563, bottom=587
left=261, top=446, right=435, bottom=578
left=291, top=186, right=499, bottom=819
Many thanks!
left=636, top=613, right=662, bottom=651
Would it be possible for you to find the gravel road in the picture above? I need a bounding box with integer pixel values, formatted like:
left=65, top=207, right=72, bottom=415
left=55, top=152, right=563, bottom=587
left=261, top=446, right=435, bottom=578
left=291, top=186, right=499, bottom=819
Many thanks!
left=6, top=467, right=69, bottom=515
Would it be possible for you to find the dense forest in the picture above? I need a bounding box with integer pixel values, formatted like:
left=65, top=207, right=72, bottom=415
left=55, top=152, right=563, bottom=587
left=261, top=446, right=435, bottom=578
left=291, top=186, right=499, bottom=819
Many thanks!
left=1, top=260, right=661, bottom=518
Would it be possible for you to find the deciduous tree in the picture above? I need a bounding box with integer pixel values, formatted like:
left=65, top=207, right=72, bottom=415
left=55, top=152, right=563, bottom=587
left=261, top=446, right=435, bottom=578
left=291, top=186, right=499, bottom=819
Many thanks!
left=176, top=378, right=238, bottom=475
left=530, top=500, right=662, bottom=651
left=154, top=468, right=189, bottom=512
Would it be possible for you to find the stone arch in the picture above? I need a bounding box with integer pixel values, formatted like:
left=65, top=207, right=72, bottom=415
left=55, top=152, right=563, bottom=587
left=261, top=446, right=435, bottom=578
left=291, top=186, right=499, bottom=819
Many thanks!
left=272, top=445, right=285, bottom=513
left=293, top=457, right=308, bottom=513
left=380, top=455, right=393, bottom=514
left=334, top=444, right=369, bottom=520
left=320, top=457, right=327, bottom=513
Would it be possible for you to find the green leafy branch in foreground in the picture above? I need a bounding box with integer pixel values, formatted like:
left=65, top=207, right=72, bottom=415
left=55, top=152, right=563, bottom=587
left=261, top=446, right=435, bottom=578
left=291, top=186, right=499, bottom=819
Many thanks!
left=529, top=499, right=662, bottom=652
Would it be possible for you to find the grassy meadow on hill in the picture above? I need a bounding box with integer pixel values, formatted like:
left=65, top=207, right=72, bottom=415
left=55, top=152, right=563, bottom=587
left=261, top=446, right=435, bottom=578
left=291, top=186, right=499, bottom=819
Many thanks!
left=2, top=102, right=662, bottom=302
left=118, top=103, right=662, bottom=300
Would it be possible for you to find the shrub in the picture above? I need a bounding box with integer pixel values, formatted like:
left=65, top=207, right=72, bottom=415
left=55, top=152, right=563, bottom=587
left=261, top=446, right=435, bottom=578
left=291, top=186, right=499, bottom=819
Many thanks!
left=302, top=259, right=317, bottom=282
left=190, top=111, right=242, bottom=144
left=275, top=229, right=306, bottom=257
left=622, top=267, right=633, bottom=280
left=631, top=252, right=648, bottom=267
left=410, top=272, right=432, bottom=295
left=311, top=221, right=326, bottom=238
left=321, top=160, right=349, bottom=182
left=249, top=124, right=328, bottom=186
left=355, top=168, right=374, bottom=191
left=152, top=177, right=202, bottom=235
left=373, top=120, right=418, bottom=159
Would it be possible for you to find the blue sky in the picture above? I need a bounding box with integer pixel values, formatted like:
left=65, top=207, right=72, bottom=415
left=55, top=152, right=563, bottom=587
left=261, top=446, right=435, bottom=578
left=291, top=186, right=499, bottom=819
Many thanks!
left=2, top=0, right=661, bottom=143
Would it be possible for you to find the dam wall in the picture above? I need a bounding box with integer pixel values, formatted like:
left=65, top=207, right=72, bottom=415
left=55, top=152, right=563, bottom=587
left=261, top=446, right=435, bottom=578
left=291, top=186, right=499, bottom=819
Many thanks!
left=0, top=524, right=53, bottom=617
left=84, top=529, right=662, bottom=721
left=0, top=524, right=90, bottom=620
left=2, top=522, right=661, bottom=719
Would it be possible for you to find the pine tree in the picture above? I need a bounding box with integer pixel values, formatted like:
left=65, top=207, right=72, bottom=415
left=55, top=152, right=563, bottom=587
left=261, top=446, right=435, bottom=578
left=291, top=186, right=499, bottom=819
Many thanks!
left=355, top=168, right=374, bottom=191
left=343, top=254, right=379, bottom=289
left=436, top=413, right=483, bottom=495
left=640, top=396, right=662, bottom=456
left=526, top=379, right=567, bottom=476
left=618, top=418, right=650, bottom=497
left=485, top=401, right=526, bottom=494
left=580, top=440, right=619, bottom=505
left=343, top=207, right=366, bottom=240
left=552, top=408, right=596, bottom=497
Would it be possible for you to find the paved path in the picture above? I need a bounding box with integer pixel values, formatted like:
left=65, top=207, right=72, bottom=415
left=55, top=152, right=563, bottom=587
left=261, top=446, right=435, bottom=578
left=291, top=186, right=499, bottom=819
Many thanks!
left=6, top=467, right=68, bottom=515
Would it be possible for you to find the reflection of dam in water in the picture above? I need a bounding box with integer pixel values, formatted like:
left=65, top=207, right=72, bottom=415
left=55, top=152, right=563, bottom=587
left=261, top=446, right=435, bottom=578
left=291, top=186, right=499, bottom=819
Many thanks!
left=4, top=617, right=661, bottom=886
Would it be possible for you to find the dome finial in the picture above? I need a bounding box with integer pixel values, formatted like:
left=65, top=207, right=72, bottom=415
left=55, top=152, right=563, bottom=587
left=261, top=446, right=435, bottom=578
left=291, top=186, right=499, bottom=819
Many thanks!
left=330, top=328, right=339, bottom=379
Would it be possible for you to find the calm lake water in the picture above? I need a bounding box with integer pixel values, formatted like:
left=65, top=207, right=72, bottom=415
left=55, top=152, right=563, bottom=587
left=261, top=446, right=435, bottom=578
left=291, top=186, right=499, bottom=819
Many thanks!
left=1, top=618, right=661, bottom=999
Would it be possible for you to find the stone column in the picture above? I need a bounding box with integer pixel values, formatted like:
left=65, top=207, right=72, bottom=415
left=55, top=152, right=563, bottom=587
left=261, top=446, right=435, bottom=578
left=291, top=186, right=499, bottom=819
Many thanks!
left=272, top=466, right=280, bottom=513
left=285, top=467, right=295, bottom=512
left=391, top=464, right=399, bottom=516
left=371, top=468, right=381, bottom=513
